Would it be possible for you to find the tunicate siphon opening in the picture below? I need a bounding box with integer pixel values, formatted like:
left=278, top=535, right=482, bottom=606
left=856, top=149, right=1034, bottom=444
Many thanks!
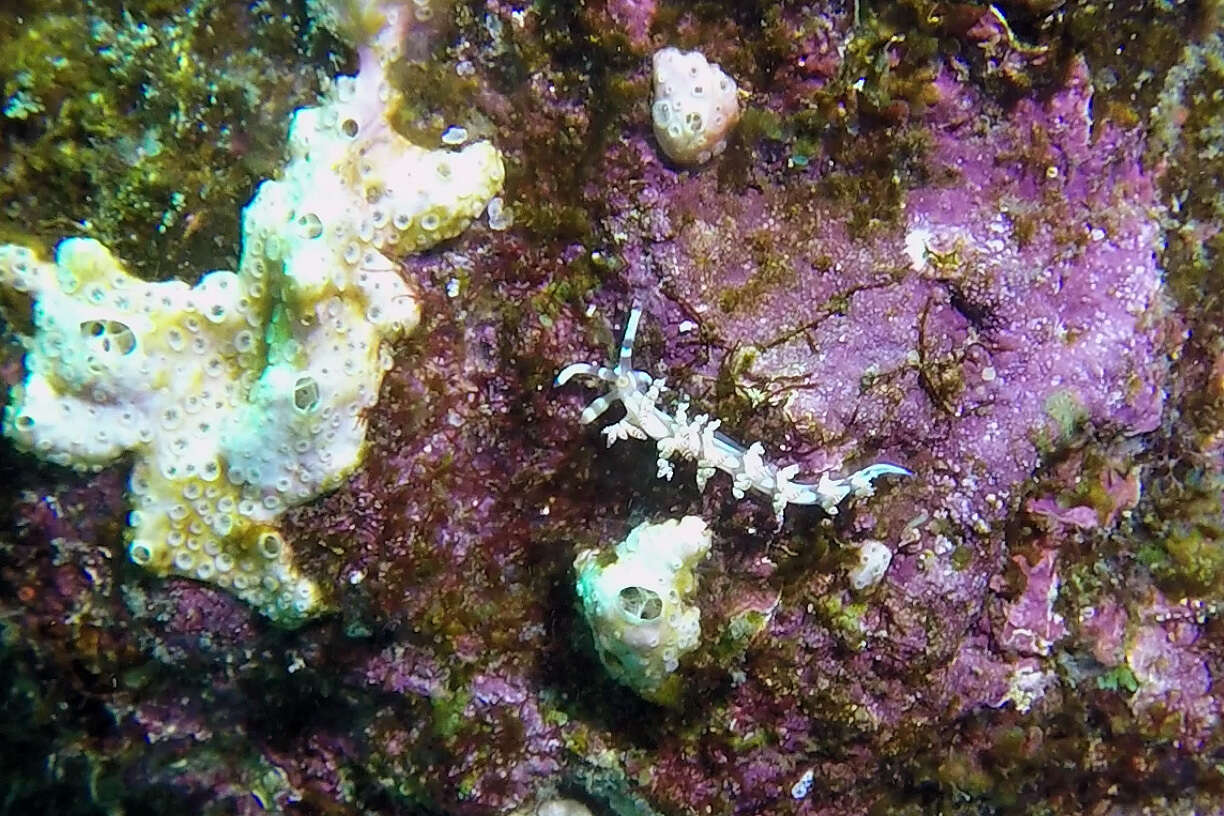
left=298, top=212, right=324, bottom=239
left=258, top=532, right=283, bottom=559
left=80, top=319, right=137, bottom=355
left=293, top=376, right=320, bottom=412
left=618, top=585, right=663, bottom=622
left=129, top=541, right=153, bottom=566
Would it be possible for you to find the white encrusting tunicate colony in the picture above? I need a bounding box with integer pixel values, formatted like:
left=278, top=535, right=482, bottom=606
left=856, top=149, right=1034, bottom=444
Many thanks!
left=650, top=46, right=741, bottom=166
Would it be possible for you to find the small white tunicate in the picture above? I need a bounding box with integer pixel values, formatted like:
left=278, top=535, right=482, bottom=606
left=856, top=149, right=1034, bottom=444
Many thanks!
left=573, top=516, right=711, bottom=701
left=651, top=47, right=740, bottom=166
left=487, top=196, right=513, bottom=231
left=441, top=126, right=468, bottom=145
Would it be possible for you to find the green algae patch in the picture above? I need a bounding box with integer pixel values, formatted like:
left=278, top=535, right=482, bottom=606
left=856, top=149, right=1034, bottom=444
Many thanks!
left=1096, top=665, right=1139, bottom=695
left=0, top=0, right=341, bottom=280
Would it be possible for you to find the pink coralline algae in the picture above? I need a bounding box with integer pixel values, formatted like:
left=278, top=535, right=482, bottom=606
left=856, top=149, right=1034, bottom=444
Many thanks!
left=1124, top=593, right=1220, bottom=748
left=600, top=57, right=1167, bottom=532
left=605, top=0, right=657, bottom=51
left=2, top=1, right=1223, bottom=815
left=991, top=548, right=1068, bottom=657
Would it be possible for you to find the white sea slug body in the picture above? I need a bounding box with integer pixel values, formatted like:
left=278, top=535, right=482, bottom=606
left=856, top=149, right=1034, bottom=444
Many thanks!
left=651, top=46, right=741, bottom=166
left=556, top=307, right=909, bottom=525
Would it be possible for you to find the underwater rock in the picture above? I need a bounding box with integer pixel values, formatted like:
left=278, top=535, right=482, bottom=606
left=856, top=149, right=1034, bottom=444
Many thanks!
left=2, top=1, right=1219, bottom=815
